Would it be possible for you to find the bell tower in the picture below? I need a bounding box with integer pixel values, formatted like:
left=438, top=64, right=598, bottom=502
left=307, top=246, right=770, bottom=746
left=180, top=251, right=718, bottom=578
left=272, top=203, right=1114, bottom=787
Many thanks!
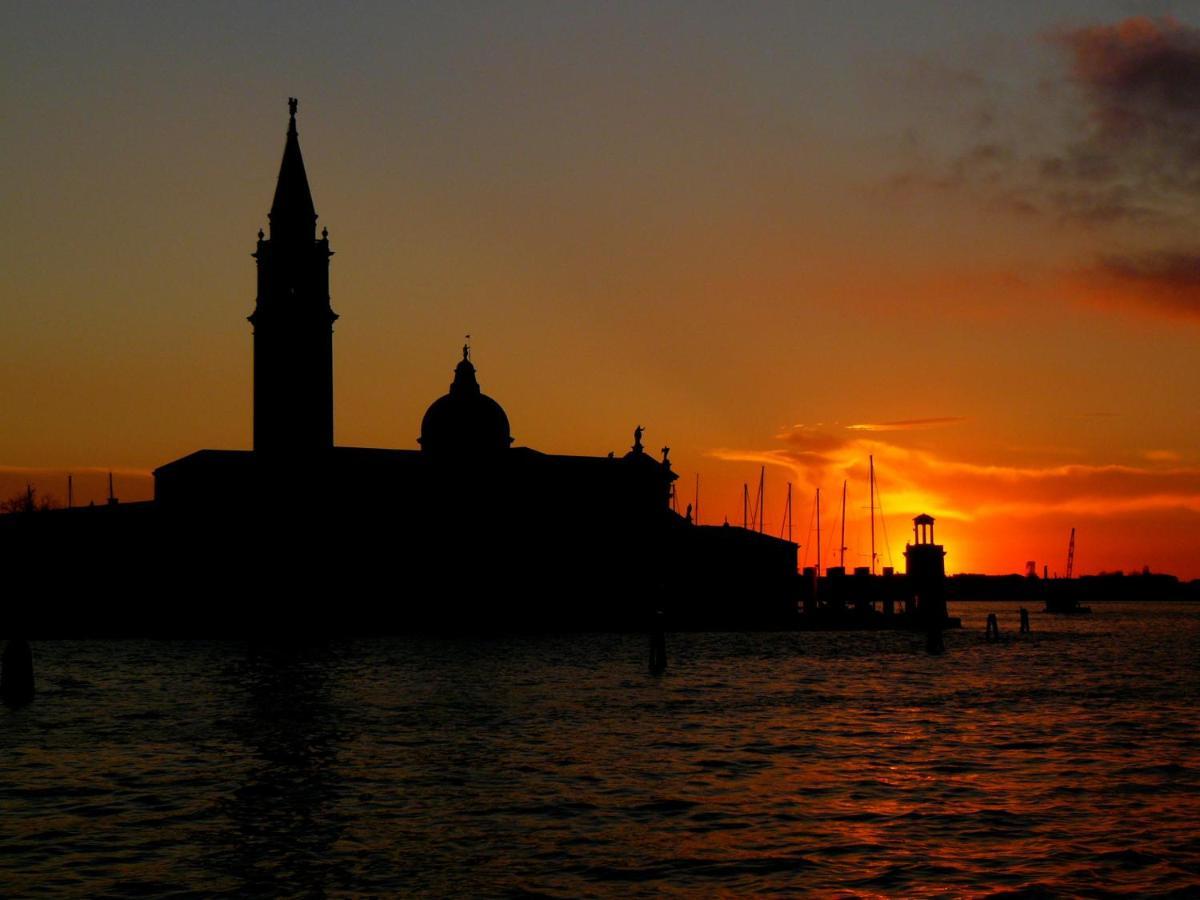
left=248, top=98, right=338, bottom=455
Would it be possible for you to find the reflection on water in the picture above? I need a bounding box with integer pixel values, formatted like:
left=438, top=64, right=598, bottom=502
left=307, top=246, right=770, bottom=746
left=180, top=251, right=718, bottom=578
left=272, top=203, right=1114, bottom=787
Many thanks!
left=212, top=643, right=350, bottom=894
left=3, top=602, right=1199, bottom=896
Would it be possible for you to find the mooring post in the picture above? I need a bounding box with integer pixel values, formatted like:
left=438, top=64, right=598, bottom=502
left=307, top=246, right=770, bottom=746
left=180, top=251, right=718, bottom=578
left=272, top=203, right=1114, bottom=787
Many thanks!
left=925, top=623, right=944, bottom=655
left=1019, top=607, right=1030, bottom=634
left=649, top=610, right=667, bottom=674
left=986, top=613, right=1000, bottom=642
left=1, top=638, right=34, bottom=707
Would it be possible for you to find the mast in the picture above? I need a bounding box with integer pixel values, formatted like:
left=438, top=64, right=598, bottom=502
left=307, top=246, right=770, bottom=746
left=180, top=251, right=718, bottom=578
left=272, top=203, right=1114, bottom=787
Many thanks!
left=839, top=479, right=847, bottom=568
left=758, top=466, right=765, bottom=534
left=786, top=482, right=793, bottom=543
left=1066, top=527, right=1076, bottom=579
left=869, top=455, right=876, bottom=575
left=815, top=487, right=821, bottom=576
left=743, top=483, right=748, bottom=529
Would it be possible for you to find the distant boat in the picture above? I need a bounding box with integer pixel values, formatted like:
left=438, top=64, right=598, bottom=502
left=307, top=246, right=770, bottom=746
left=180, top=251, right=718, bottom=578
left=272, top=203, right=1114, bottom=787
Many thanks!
left=1044, top=594, right=1092, bottom=615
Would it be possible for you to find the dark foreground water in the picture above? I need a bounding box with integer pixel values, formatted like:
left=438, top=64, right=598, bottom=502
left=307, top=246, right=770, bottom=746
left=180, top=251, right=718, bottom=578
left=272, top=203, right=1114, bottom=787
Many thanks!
left=3, top=602, right=1199, bottom=897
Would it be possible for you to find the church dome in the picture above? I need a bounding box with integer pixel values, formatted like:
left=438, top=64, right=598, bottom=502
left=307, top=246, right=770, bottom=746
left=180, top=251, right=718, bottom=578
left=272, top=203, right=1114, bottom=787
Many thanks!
left=419, top=347, right=513, bottom=455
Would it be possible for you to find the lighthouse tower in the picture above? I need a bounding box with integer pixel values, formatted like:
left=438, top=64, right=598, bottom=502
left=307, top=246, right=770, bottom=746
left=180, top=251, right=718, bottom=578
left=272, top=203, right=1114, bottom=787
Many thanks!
left=905, top=513, right=947, bottom=623
left=248, top=98, right=338, bottom=455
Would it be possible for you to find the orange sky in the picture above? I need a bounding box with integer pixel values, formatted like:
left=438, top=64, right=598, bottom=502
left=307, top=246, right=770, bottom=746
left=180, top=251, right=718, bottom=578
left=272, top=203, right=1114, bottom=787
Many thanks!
left=2, top=6, right=1198, bottom=577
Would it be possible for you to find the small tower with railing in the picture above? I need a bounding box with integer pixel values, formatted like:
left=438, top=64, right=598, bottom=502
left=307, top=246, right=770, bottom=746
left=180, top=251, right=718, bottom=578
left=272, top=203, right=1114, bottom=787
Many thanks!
left=904, top=513, right=947, bottom=620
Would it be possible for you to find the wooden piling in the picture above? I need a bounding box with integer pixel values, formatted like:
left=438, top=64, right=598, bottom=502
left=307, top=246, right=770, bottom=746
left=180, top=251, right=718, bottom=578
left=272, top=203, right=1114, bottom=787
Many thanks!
left=649, top=612, right=667, bottom=674
left=1, top=639, right=34, bottom=707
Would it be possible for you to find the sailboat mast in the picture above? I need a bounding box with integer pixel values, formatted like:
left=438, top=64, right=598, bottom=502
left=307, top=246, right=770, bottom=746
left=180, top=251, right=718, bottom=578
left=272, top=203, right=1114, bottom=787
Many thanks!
left=815, top=487, right=822, bottom=577
left=840, top=479, right=847, bottom=568
left=758, top=466, right=765, bottom=534
left=869, top=455, right=876, bottom=575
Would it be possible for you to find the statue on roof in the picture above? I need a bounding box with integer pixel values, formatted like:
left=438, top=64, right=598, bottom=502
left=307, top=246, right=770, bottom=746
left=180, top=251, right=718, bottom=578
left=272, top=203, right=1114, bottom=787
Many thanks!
left=633, top=425, right=644, bottom=453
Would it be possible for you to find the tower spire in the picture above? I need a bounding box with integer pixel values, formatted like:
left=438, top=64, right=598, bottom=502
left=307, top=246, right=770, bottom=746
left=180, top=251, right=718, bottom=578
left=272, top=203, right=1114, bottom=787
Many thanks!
left=250, top=99, right=337, bottom=455
left=269, top=97, right=317, bottom=241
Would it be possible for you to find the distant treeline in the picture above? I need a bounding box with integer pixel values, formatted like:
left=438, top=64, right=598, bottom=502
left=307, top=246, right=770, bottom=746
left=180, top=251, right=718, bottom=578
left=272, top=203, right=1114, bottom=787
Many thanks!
left=949, top=572, right=1200, bottom=602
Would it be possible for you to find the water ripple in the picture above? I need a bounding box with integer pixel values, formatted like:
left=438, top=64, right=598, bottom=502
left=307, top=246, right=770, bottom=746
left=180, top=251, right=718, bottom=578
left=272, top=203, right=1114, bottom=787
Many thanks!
left=2, top=602, right=1198, bottom=895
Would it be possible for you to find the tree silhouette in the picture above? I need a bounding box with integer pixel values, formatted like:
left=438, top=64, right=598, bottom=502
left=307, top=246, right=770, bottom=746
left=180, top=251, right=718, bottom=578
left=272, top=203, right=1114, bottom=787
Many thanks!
left=0, top=485, right=58, bottom=515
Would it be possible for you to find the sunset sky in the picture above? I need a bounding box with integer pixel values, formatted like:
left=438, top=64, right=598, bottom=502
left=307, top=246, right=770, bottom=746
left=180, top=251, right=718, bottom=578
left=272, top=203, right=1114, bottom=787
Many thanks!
left=3, top=3, right=1199, bottom=577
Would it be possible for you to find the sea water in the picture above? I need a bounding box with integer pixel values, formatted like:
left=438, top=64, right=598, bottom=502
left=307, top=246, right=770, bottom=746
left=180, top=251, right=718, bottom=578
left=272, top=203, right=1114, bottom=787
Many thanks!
left=2, top=602, right=1198, bottom=896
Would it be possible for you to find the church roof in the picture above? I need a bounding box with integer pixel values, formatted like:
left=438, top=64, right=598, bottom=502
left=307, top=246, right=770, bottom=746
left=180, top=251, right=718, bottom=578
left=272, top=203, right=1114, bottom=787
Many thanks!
left=268, top=98, right=317, bottom=241
left=153, top=449, right=254, bottom=477
left=419, top=346, right=513, bottom=455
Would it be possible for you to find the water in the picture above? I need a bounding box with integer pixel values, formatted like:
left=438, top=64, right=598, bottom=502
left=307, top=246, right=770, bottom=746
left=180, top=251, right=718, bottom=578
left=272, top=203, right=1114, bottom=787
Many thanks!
left=3, top=602, right=1199, bottom=896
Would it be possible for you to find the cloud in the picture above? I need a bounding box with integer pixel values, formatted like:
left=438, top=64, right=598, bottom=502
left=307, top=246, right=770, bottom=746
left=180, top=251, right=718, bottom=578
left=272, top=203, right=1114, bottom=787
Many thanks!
left=1144, top=449, right=1183, bottom=462
left=846, top=417, right=965, bottom=432
left=889, top=16, right=1200, bottom=321
left=1041, top=16, right=1200, bottom=220
left=710, top=430, right=1200, bottom=522
left=1086, top=250, right=1200, bottom=317
left=773, top=426, right=856, bottom=459
left=890, top=16, right=1200, bottom=222
left=1051, top=16, right=1200, bottom=143
left=708, top=428, right=1200, bottom=575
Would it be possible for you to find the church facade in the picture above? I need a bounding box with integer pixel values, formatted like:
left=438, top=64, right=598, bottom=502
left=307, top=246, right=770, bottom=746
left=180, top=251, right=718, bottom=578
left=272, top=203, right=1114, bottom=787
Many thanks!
left=154, top=99, right=704, bottom=628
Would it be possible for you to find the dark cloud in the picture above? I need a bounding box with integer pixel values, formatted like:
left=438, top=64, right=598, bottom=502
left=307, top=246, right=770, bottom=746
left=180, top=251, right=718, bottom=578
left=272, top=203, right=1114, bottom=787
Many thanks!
left=1052, top=16, right=1200, bottom=138
left=888, top=16, right=1200, bottom=321
left=1044, top=17, right=1200, bottom=214
left=1091, top=250, right=1200, bottom=316
left=892, top=16, right=1200, bottom=228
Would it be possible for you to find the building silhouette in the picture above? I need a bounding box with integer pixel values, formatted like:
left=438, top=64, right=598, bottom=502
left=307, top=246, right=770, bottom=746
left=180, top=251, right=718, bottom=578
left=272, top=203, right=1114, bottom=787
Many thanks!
left=1, top=100, right=799, bottom=635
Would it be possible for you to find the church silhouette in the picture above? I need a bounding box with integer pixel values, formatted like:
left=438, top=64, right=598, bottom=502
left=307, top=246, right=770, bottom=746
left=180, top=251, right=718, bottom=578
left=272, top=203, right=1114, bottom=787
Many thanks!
left=2, top=101, right=800, bottom=635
